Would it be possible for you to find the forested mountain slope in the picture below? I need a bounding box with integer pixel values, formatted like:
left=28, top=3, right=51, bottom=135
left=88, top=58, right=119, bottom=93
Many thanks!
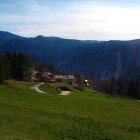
left=0, top=31, right=140, bottom=81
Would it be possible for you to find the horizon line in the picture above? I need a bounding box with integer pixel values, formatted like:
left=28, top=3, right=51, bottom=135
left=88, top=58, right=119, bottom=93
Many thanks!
left=1, top=30, right=140, bottom=42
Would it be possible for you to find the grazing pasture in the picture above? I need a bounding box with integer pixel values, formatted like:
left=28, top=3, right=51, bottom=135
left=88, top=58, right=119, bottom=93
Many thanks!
left=0, top=81, right=140, bottom=139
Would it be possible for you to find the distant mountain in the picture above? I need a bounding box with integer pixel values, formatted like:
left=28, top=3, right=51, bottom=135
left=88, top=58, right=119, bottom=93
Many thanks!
left=0, top=31, right=21, bottom=47
left=0, top=31, right=140, bottom=82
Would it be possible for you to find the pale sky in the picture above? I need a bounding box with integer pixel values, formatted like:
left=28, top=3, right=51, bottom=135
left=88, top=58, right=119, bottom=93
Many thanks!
left=0, top=0, right=140, bottom=40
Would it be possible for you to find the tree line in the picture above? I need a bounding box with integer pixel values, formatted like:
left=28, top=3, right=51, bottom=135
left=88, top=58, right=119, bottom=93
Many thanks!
left=0, top=53, right=59, bottom=83
left=0, top=53, right=32, bottom=83
left=97, top=76, right=140, bottom=99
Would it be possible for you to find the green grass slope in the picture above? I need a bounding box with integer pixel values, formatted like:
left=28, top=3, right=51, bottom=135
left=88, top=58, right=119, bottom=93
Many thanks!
left=0, top=81, right=140, bottom=140
left=39, top=82, right=81, bottom=94
left=5, top=80, right=39, bottom=91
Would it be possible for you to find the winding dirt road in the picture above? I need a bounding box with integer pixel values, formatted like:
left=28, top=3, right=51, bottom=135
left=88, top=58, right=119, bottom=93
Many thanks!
left=30, top=82, right=46, bottom=93
left=30, top=82, right=71, bottom=95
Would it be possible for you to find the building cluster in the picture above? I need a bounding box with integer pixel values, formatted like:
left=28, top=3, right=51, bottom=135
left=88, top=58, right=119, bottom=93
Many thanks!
left=23, top=70, right=75, bottom=85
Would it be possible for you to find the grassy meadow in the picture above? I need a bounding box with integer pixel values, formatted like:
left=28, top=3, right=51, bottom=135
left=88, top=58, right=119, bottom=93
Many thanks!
left=0, top=80, right=140, bottom=140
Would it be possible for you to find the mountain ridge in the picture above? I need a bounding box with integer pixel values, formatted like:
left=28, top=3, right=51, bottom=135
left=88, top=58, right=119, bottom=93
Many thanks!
left=0, top=31, right=140, bottom=81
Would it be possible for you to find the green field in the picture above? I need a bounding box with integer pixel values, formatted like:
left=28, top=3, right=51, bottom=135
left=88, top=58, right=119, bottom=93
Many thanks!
left=39, top=82, right=81, bottom=94
left=0, top=80, right=140, bottom=140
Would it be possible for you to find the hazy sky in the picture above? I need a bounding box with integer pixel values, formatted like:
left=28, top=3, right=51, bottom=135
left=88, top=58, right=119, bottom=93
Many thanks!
left=0, top=0, right=140, bottom=40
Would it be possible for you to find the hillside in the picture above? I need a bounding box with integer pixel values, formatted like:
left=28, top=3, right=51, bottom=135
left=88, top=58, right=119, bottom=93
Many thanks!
left=0, top=80, right=140, bottom=139
left=0, top=31, right=140, bottom=81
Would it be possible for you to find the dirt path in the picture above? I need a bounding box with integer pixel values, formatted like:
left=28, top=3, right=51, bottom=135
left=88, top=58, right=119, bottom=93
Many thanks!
left=30, top=82, right=71, bottom=95
left=59, top=91, right=71, bottom=96
left=30, top=82, right=46, bottom=93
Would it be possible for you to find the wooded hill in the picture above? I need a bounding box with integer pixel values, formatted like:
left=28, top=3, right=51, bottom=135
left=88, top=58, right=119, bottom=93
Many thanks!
left=0, top=53, right=32, bottom=82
